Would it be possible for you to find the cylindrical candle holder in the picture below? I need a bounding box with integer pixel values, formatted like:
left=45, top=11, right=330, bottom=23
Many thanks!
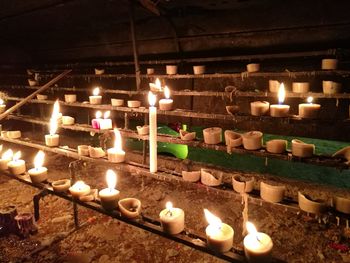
left=242, top=131, right=263, bottom=150
left=322, top=59, right=338, bottom=70
left=52, top=179, right=71, bottom=192
left=127, top=100, right=141, bottom=108
left=28, top=167, right=48, bottom=183
left=269, top=80, right=280, bottom=93
left=244, top=232, right=273, bottom=263
left=62, top=116, right=75, bottom=125
left=182, top=170, right=201, bottom=182
left=246, top=63, right=260, bottom=73
left=292, top=82, right=309, bottom=93
left=206, top=223, right=234, bottom=253
left=159, top=99, right=173, bottom=111
left=260, top=182, right=285, bottom=203
left=45, top=134, right=59, bottom=147
left=298, top=192, right=326, bottom=214
left=118, top=198, right=142, bottom=219
left=266, top=139, right=287, bottom=154
left=89, top=95, right=102, bottom=105
left=8, top=160, right=26, bottom=175
left=193, top=65, right=206, bottom=74
left=291, top=139, right=315, bottom=157
left=64, top=94, right=77, bottom=103
left=166, top=65, right=178, bottom=75
left=250, top=101, right=270, bottom=116
left=99, top=189, right=120, bottom=211
left=232, top=175, right=255, bottom=194
left=159, top=207, right=185, bottom=235
left=203, top=127, right=222, bottom=145
left=111, top=99, right=124, bottom=107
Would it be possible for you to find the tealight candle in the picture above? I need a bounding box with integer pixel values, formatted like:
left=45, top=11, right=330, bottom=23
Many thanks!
left=111, top=98, right=124, bottom=107
left=147, top=68, right=155, bottom=75
left=201, top=169, right=222, bottom=186
left=244, top=222, right=273, bottom=263
left=118, top=198, right=142, bottom=219
left=52, top=179, right=71, bottom=192
left=181, top=170, right=201, bottom=182
left=99, top=111, right=112, bottom=130
left=36, top=94, right=47, bottom=100
left=0, top=149, right=13, bottom=170
left=0, top=99, right=6, bottom=113
left=159, top=86, right=173, bottom=111
left=88, top=146, right=105, bottom=158
left=89, top=87, right=102, bottom=105
left=266, top=139, right=287, bottom=154
left=62, top=116, right=75, bottom=125
left=179, top=129, right=196, bottom=141
left=322, top=58, right=338, bottom=70
left=8, top=151, right=26, bottom=176
left=77, top=145, right=89, bottom=156
left=148, top=92, right=157, bottom=173
left=149, top=78, right=162, bottom=92
left=7, top=131, right=21, bottom=139
left=250, top=101, right=270, bottom=116
left=203, top=127, right=222, bottom=145
left=334, top=196, right=350, bottom=214
left=193, top=65, right=206, bottom=75
left=99, top=170, right=120, bottom=211
left=232, top=175, right=255, bottom=194
left=91, top=111, right=102, bottom=129
left=260, top=182, right=285, bottom=203
left=291, top=139, right=314, bottom=158
left=204, top=209, right=234, bottom=253
left=28, top=151, right=47, bottom=183
left=159, top=202, right=185, bottom=235
left=298, top=192, right=326, bottom=215
left=95, top=68, right=105, bottom=75
left=28, top=79, right=37, bottom=87
left=107, top=128, right=125, bottom=163
left=45, top=118, right=60, bottom=147
left=127, top=100, right=141, bottom=108
left=247, top=63, right=260, bottom=73
left=69, top=180, right=91, bottom=198
left=322, top=81, right=342, bottom=94
left=292, top=82, right=309, bottom=93
left=136, top=125, right=149, bottom=135
left=268, top=80, right=280, bottom=93
left=242, top=131, right=263, bottom=150
left=64, top=94, right=77, bottom=103
left=166, top=65, right=178, bottom=75
left=270, top=83, right=290, bottom=117
left=224, top=130, right=242, bottom=148
left=298, top=97, right=320, bottom=118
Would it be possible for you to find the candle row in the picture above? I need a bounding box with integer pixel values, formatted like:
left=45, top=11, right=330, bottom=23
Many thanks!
left=251, top=83, right=320, bottom=118
left=269, top=80, right=342, bottom=95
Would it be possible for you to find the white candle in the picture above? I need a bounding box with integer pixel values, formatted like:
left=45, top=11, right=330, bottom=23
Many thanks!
left=127, top=100, right=141, bottom=108
left=107, top=128, right=125, bottom=163
left=69, top=180, right=91, bottom=198
left=298, top=97, right=321, bottom=118
left=232, top=175, right=255, bottom=194
left=181, top=170, right=201, bottom=182
left=270, top=83, right=290, bottom=117
left=62, top=116, right=75, bottom=125
left=111, top=98, right=124, bottom=107
left=7, top=131, right=21, bottom=139
left=244, top=222, right=273, bottom=263
left=193, top=65, right=206, bottom=75
left=28, top=150, right=48, bottom=183
left=166, top=65, right=178, bottom=75
left=159, top=202, right=185, bottom=235
left=99, top=111, right=112, bottom=130
left=95, top=68, right=105, bottom=75
left=8, top=151, right=26, bottom=176
left=250, top=101, right=270, bottom=116
left=89, top=87, right=102, bottom=104
left=0, top=99, right=6, bottom=113
left=159, top=86, right=173, bottom=111
left=147, top=68, right=155, bottom=75
left=292, top=82, right=309, bottom=93
left=99, top=170, right=120, bottom=210
left=91, top=111, right=102, bottom=129
left=322, top=81, right=342, bottom=94
left=52, top=179, right=71, bottom=192
left=298, top=192, right=326, bottom=215
left=148, top=92, right=157, bottom=173
left=149, top=78, right=162, bottom=92
left=64, top=94, right=77, bottom=103
left=0, top=149, right=13, bottom=170
left=268, top=80, right=280, bottom=93
left=45, top=100, right=60, bottom=147
left=204, top=209, right=234, bottom=253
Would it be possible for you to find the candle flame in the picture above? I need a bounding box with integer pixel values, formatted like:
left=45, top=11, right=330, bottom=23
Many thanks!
left=204, top=209, right=222, bottom=228
left=166, top=201, right=173, bottom=211
left=307, top=96, right=313, bottom=104
left=155, top=78, right=161, bottom=89
left=246, top=221, right=258, bottom=234
left=2, top=149, right=13, bottom=160
left=278, top=83, right=285, bottom=104
left=164, top=86, right=170, bottom=99
left=96, top=111, right=102, bottom=119
left=34, top=150, right=45, bottom=169
left=13, top=151, right=21, bottom=161
left=52, top=100, right=60, bottom=120
left=73, top=180, right=86, bottom=191
left=106, top=169, right=117, bottom=189
left=93, top=87, right=100, bottom=96
left=104, top=111, right=110, bottom=119
left=148, top=91, right=156, bottom=107
left=0, top=99, right=4, bottom=105
left=49, top=117, right=58, bottom=135
left=113, top=128, right=122, bottom=150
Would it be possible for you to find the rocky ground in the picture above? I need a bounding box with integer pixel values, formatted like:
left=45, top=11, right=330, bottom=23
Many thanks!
left=0, top=142, right=350, bottom=263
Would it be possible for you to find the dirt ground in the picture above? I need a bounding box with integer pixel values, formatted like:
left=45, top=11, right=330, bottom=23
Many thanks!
left=0, top=142, right=350, bottom=263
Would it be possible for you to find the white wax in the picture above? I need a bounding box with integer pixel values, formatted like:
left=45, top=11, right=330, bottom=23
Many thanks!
left=147, top=68, right=155, bottom=75
left=250, top=101, right=269, bottom=116
left=298, top=103, right=320, bottom=118
left=137, top=125, right=149, bottom=135
left=291, top=139, right=314, bottom=157
left=28, top=167, right=48, bottom=183
left=62, top=116, right=75, bottom=125
left=89, top=95, right=102, bottom=105
left=193, top=65, right=206, bottom=75
left=107, top=148, right=125, bottom=163
left=159, top=99, right=173, bottom=111
left=69, top=182, right=91, bottom=198
left=64, top=94, right=77, bottom=103
left=260, top=182, right=285, bottom=203
left=45, top=134, right=59, bottom=147
left=127, top=100, right=141, bottom=108
left=99, top=188, right=120, bottom=210
left=37, top=94, right=47, bottom=100
left=8, top=160, right=26, bottom=175
left=292, top=82, right=309, bottom=93
left=206, top=223, right=234, bottom=253
left=52, top=179, right=71, bottom=192
left=99, top=119, right=112, bottom=130
left=270, top=104, right=290, bottom=117
left=159, top=208, right=185, bottom=235
left=268, top=80, right=280, bottom=93
left=7, top=131, right=21, bottom=139
left=149, top=106, right=157, bottom=173
left=244, top=232, right=273, bottom=262
left=322, top=59, right=338, bottom=70
left=111, top=99, right=124, bottom=107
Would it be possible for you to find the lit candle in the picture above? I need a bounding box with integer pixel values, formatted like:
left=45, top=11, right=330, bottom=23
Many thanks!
left=159, top=86, right=173, bottom=111
left=148, top=92, right=157, bottom=173
left=89, top=87, right=102, bottom=105
left=51, top=100, right=62, bottom=123
left=107, top=128, right=125, bottom=163
left=69, top=180, right=91, bottom=198
left=8, top=151, right=26, bottom=176
left=91, top=111, right=102, bottom=129
left=270, top=83, right=290, bottom=117
left=0, top=99, right=6, bottom=113
left=298, top=97, right=320, bottom=119
left=243, top=222, right=273, bottom=263
left=64, top=94, right=77, bottom=103
left=250, top=101, right=270, bottom=116
left=0, top=149, right=13, bottom=170
left=28, top=150, right=48, bottom=183
left=204, top=209, right=234, bottom=253
left=45, top=117, right=59, bottom=147
left=159, top=201, right=185, bottom=235
left=98, top=170, right=120, bottom=210
left=99, top=111, right=112, bottom=130
left=149, top=78, right=162, bottom=92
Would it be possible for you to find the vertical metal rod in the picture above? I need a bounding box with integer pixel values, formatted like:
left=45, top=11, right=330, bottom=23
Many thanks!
left=124, top=113, right=130, bottom=129
left=142, top=113, right=148, bottom=164
left=129, top=0, right=141, bottom=90
left=69, top=161, right=79, bottom=228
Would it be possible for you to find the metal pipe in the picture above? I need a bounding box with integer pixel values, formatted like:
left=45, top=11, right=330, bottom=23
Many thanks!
left=129, top=0, right=141, bottom=90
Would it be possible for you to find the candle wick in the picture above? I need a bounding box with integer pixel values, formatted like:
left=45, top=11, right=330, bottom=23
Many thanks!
left=256, top=235, right=262, bottom=243
left=166, top=209, right=173, bottom=217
